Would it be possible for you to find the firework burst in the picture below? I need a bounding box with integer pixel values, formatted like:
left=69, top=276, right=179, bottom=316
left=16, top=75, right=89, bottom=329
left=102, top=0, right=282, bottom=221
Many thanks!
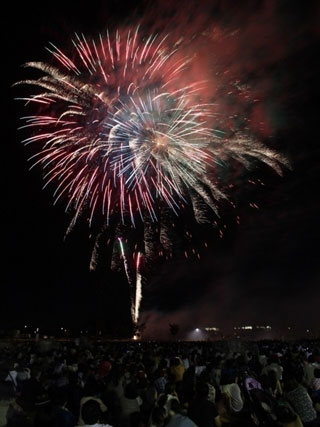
left=16, top=27, right=288, bottom=325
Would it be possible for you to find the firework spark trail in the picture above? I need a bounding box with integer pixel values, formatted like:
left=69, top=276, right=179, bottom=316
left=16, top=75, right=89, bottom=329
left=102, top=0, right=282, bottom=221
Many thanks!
left=118, top=238, right=142, bottom=324
left=134, top=252, right=143, bottom=324
left=118, top=236, right=136, bottom=323
left=16, top=27, right=289, bottom=326
left=118, top=237, right=132, bottom=285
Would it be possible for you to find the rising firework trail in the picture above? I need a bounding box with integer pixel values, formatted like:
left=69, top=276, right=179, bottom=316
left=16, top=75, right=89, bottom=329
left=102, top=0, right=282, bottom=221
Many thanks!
left=135, top=252, right=143, bottom=324
left=15, top=27, right=289, bottom=327
left=118, top=236, right=135, bottom=322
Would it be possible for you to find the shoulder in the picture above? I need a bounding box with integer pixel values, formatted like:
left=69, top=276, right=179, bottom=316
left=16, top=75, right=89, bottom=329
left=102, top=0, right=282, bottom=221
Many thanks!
left=230, top=383, right=241, bottom=391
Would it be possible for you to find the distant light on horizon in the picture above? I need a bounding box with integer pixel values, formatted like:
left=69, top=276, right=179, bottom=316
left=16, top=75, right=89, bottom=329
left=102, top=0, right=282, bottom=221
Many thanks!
left=233, top=325, right=273, bottom=331
left=187, top=327, right=206, bottom=341
left=234, top=325, right=253, bottom=330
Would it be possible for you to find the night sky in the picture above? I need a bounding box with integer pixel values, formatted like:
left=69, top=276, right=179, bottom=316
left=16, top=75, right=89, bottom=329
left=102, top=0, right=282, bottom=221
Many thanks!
left=2, top=0, right=319, bottom=338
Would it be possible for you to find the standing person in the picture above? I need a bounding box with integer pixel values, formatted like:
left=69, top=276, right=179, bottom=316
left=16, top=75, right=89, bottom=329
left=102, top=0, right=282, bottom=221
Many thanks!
left=120, top=383, right=142, bottom=427
left=0, top=380, right=16, bottom=427
left=188, top=382, right=220, bottom=427
left=154, top=369, right=167, bottom=395
left=165, top=399, right=196, bottom=427
left=180, top=367, right=196, bottom=406
left=19, top=367, right=43, bottom=412
left=78, top=378, right=107, bottom=426
left=219, top=373, right=244, bottom=414
left=76, top=399, right=113, bottom=427
left=311, top=368, right=320, bottom=398
left=199, top=371, right=216, bottom=404
left=34, top=403, right=60, bottom=427
left=157, top=382, right=179, bottom=418
left=150, top=406, right=166, bottom=427
left=262, top=356, right=284, bottom=382
left=52, top=387, right=76, bottom=427
left=275, top=404, right=303, bottom=427
left=284, top=377, right=318, bottom=426
left=170, top=359, right=185, bottom=384
left=303, top=356, right=319, bottom=387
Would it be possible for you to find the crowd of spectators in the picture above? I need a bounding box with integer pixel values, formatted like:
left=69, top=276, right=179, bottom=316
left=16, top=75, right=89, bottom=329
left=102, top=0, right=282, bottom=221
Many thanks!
left=0, top=339, right=320, bottom=427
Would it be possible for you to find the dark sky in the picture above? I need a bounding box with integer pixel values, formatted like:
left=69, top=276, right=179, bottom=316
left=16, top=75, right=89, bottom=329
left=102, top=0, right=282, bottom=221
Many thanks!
left=2, top=0, right=319, bottom=337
